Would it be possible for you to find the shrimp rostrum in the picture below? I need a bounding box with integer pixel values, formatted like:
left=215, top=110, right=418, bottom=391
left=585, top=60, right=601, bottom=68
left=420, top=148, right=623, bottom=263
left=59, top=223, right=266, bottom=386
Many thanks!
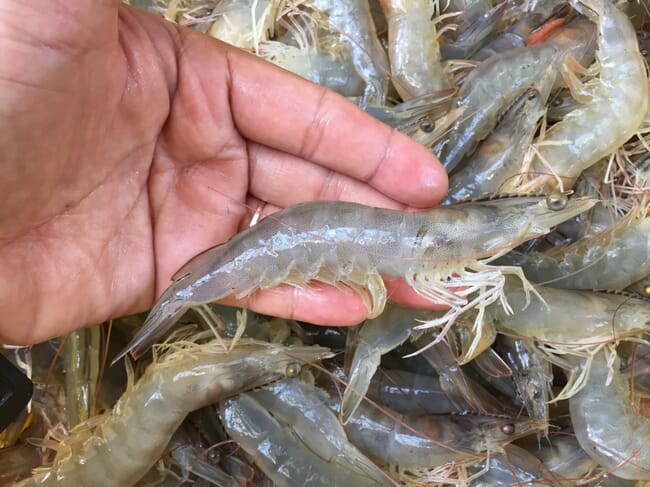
left=117, top=195, right=596, bottom=361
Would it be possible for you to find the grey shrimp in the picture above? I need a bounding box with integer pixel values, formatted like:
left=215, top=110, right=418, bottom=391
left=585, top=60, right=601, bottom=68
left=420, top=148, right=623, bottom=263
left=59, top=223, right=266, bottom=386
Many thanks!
left=221, top=379, right=394, bottom=486
left=490, top=281, right=650, bottom=399
left=570, top=351, right=650, bottom=480
left=115, top=196, right=596, bottom=362
left=516, top=0, right=648, bottom=193
left=16, top=338, right=330, bottom=487
left=433, top=17, right=595, bottom=173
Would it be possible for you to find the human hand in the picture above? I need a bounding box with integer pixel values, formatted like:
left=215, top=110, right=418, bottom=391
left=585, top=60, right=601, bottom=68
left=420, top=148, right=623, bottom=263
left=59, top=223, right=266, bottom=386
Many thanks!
left=0, top=0, right=447, bottom=344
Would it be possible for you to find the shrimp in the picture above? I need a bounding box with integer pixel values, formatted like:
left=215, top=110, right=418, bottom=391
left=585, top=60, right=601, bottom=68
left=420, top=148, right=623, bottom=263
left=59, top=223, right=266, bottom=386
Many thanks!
left=339, top=399, right=546, bottom=470
left=310, top=0, right=390, bottom=106
left=493, top=336, right=553, bottom=422
left=220, top=381, right=394, bottom=486
left=379, top=0, right=451, bottom=100
left=340, top=304, right=441, bottom=422
left=490, top=281, right=650, bottom=399
left=434, top=16, right=595, bottom=173
left=442, top=74, right=552, bottom=204
left=570, top=351, right=650, bottom=480
left=504, top=210, right=650, bottom=290
left=115, top=195, right=596, bottom=362
left=16, top=337, right=331, bottom=487
left=515, top=0, right=648, bottom=193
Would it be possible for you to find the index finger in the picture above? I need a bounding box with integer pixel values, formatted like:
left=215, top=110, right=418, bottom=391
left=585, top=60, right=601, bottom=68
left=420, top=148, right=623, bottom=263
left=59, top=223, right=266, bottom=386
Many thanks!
left=224, top=46, right=448, bottom=207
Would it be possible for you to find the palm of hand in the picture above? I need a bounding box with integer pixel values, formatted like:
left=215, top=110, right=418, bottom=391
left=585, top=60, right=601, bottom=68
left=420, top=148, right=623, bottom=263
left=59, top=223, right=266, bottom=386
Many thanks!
left=0, top=1, right=446, bottom=344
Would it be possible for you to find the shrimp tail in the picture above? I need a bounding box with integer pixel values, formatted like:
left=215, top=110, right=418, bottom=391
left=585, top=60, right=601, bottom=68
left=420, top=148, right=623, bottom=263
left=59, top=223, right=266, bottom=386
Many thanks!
left=112, top=293, right=189, bottom=365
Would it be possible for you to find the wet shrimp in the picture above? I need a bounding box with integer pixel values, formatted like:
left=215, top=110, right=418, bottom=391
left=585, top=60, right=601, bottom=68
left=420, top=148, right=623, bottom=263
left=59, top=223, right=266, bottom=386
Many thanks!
left=16, top=338, right=330, bottom=487
left=442, top=74, right=553, bottom=204
left=116, top=196, right=596, bottom=362
left=221, top=379, right=394, bottom=486
left=434, top=16, right=595, bottom=173
left=570, top=351, right=650, bottom=480
left=340, top=304, right=440, bottom=422
left=338, top=399, right=546, bottom=470
left=310, top=0, right=389, bottom=106
left=379, top=0, right=451, bottom=100
left=505, top=209, right=650, bottom=290
left=490, top=281, right=650, bottom=399
left=517, top=0, right=648, bottom=192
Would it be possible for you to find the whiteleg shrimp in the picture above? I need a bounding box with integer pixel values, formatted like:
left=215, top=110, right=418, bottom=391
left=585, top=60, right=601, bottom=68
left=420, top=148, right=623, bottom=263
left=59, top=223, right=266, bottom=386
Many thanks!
left=514, top=0, right=648, bottom=193
left=16, top=337, right=330, bottom=487
left=115, top=196, right=596, bottom=362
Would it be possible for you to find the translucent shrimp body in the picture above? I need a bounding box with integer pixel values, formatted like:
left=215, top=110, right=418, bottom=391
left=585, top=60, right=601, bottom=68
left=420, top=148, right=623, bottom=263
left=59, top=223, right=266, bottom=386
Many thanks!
left=570, top=352, right=650, bottom=480
left=340, top=305, right=439, bottom=422
left=221, top=380, right=394, bottom=486
left=434, top=17, right=595, bottom=173
left=311, top=0, right=389, bottom=106
left=380, top=0, right=450, bottom=100
left=527, top=0, right=648, bottom=191
left=506, top=214, right=650, bottom=290
left=491, top=282, right=650, bottom=398
left=340, top=401, right=545, bottom=469
left=17, top=340, right=330, bottom=487
left=118, top=196, right=596, bottom=361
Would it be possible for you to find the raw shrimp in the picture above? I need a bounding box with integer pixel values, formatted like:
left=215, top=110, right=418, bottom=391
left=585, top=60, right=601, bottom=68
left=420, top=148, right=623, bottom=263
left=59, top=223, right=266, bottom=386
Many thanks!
left=116, top=196, right=596, bottom=362
left=442, top=76, right=552, bottom=204
left=380, top=0, right=451, bottom=99
left=494, top=336, right=553, bottom=422
left=518, top=0, right=648, bottom=192
left=570, top=351, right=650, bottom=480
left=490, top=281, right=650, bottom=398
left=338, top=399, right=546, bottom=469
left=310, top=0, right=389, bottom=106
left=505, top=211, right=650, bottom=290
left=340, top=304, right=439, bottom=422
left=16, top=338, right=330, bottom=487
left=434, top=16, right=595, bottom=173
left=220, top=384, right=394, bottom=486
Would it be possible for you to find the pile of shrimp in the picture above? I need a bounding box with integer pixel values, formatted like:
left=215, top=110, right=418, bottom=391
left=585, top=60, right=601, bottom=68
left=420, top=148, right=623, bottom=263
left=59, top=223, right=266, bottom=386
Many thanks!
left=2, top=0, right=650, bottom=485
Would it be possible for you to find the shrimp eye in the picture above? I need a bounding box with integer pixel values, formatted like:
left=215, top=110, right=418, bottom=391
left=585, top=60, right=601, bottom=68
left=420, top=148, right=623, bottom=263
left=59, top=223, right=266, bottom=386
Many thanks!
left=526, top=91, right=537, bottom=101
left=207, top=449, right=220, bottom=464
left=420, top=120, right=435, bottom=133
left=285, top=362, right=301, bottom=378
left=545, top=193, right=568, bottom=211
left=501, top=423, right=516, bottom=435
left=644, top=285, right=650, bottom=296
